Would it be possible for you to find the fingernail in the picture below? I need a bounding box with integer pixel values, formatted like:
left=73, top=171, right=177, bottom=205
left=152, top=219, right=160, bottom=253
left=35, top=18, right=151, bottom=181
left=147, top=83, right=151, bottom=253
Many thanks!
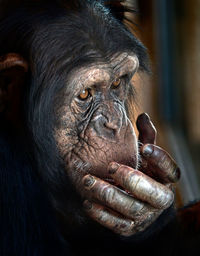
left=139, top=113, right=150, bottom=122
left=83, top=200, right=93, bottom=210
left=142, top=144, right=153, bottom=156
left=142, top=113, right=150, bottom=120
left=83, top=175, right=95, bottom=188
left=108, top=162, right=120, bottom=174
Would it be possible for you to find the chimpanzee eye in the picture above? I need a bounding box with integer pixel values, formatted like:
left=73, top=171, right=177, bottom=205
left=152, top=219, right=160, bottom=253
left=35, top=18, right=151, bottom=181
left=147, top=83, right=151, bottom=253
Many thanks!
left=112, top=78, right=121, bottom=88
left=78, top=89, right=91, bottom=100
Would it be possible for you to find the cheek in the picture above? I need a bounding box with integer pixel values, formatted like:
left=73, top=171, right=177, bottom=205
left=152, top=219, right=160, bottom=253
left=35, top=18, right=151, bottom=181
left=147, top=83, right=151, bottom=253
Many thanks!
left=64, top=118, right=139, bottom=180
left=54, top=104, right=78, bottom=158
left=55, top=128, right=78, bottom=158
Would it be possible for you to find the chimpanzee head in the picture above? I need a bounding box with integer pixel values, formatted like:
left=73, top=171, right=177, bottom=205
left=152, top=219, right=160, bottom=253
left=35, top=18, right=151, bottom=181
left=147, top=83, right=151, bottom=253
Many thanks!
left=0, top=0, right=148, bottom=228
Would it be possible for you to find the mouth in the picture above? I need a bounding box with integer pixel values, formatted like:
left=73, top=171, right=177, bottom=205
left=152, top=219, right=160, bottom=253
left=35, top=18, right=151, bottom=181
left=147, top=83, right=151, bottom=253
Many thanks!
left=68, top=137, right=139, bottom=182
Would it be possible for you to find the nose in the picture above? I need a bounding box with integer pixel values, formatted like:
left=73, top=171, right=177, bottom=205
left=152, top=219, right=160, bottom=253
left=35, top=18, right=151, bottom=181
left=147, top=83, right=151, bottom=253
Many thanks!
left=93, top=113, right=122, bottom=140
left=104, top=117, right=120, bottom=133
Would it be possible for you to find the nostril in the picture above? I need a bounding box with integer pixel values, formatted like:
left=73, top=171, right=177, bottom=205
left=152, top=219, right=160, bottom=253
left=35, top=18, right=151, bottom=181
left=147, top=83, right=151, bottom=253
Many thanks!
left=104, top=120, right=121, bottom=139
left=92, top=115, right=121, bottom=139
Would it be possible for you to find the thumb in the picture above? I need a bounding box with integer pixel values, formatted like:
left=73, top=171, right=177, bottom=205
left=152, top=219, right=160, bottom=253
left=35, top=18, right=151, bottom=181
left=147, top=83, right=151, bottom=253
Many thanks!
left=136, top=113, right=157, bottom=145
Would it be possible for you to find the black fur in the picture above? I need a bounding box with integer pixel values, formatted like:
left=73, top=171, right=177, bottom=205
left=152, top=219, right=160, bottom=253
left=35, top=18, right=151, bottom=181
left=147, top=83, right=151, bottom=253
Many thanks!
left=0, top=121, right=69, bottom=256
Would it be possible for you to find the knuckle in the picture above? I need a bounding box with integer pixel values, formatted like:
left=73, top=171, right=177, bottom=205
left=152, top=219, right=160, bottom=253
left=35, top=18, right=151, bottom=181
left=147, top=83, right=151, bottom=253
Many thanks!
left=157, top=153, right=176, bottom=170
left=119, top=221, right=136, bottom=237
left=128, top=200, right=146, bottom=217
left=134, top=210, right=162, bottom=232
left=101, top=185, right=116, bottom=203
left=158, top=189, right=174, bottom=209
left=142, top=144, right=154, bottom=157
left=164, top=190, right=174, bottom=207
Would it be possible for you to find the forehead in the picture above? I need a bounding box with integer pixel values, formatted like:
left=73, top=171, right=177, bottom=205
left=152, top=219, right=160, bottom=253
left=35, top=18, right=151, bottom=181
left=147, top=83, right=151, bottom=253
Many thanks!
left=68, top=52, right=139, bottom=86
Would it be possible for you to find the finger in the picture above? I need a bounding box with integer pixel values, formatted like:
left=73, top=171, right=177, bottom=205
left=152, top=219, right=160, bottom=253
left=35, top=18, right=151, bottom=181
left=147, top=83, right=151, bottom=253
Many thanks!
left=136, top=113, right=157, bottom=145
left=108, top=162, right=174, bottom=209
left=140, top=144, right=181, bottom=183
left=82, top=174, right=156, bottom=219
left=133, top=209, right=163, bottom=233
left=83, top=200, right=135, bottom=236
left=83, top=200, right=163, bottom=236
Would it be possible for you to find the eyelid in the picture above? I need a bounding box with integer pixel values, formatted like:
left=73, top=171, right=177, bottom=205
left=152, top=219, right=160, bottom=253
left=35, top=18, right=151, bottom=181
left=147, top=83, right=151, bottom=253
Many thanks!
left=120, top=74, right=129, bottom=80
left=117, top=74, right=129, bottom=83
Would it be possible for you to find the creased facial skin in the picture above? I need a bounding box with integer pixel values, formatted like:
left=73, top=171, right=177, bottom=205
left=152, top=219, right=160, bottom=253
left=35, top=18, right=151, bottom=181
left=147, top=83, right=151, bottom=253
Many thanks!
left=54, top=53, right=139, bottom=192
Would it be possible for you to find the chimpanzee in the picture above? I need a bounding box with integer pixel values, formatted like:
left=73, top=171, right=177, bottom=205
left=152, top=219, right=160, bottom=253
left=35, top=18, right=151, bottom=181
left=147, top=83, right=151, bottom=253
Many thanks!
left=0, top=0, right=200, bottom=256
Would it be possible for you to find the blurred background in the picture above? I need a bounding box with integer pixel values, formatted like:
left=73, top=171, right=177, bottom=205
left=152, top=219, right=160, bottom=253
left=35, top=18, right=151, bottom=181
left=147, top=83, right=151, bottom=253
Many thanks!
left=131, top=0, right=200, bottom=207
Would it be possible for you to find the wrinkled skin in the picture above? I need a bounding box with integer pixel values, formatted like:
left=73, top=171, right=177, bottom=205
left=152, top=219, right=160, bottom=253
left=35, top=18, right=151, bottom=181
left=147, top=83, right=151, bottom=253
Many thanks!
left=55, top=53, right=180, bottom=236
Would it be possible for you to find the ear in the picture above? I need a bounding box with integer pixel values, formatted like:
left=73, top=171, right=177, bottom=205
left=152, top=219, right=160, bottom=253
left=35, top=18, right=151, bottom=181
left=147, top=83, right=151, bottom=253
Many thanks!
left=0, top=53, right=28, bottom=123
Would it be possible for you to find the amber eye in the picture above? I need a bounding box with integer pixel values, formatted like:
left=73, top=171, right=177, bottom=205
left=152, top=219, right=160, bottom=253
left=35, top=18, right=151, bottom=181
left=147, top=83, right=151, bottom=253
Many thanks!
left=78, top=89, right=90, bottom=100
left=112, top=78, right=121, bottom=88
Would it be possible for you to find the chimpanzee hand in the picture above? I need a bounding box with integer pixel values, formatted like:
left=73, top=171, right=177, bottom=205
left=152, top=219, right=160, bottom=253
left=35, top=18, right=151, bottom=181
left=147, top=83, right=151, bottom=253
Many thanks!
left=82, top=113, right=180, bottom=236
left=137, top=113, right=180, bottom=184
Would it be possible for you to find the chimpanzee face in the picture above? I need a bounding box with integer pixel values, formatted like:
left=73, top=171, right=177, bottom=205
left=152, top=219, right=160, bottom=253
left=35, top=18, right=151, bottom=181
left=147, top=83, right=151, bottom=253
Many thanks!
left=54, top=52, right=139, bottom=190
